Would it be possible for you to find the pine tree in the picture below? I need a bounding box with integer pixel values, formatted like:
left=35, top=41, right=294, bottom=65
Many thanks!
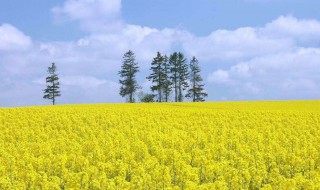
left=118, top=50, right=140, bottom=103
left=147, top=52, right=166, bottom=102
left=177, top=52, right=189, bottom=102
left=162, top=55, right=171, bottom=102
left=169, top=52, right=179, bottom=102
left=169, top=52, right=189, bottom=102
left=186, top=56, right=208, bottom=102
left=43, top=62, right=61, bottom=105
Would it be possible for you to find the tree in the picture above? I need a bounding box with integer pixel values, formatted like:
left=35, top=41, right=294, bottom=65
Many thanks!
left=169, top=52, right=189, bottom=102
left=138, top=92, right=156, bottom=103
left=118, top=50, right=140, bottom=103
left=169, top=52, right=179, bottom=102
left=146, top=52, right=166, bottom=102
left=43, top=62, right=61, bottom=105
left=138, top=91, right=156, bottom=102
left=141, top=94, right=155, bottom=102
left=177, top=52, right=189, bottom=102
left=186, top=57, right=208, bottom=102
left=162, top=55, right=171, bottom=102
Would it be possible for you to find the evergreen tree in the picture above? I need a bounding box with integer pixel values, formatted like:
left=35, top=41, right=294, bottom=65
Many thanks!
left=169, top=52, right=189, bottom=102
left=118, top=50, right=140, bottom=103
left=43, top=62, right=61, bottom=105
left=162, top=55, right=171, bottom=102
left=169, top=52, right=179, bottom=102
left=177, top=52, right=189, bottom=102
left=146, top=52, right=165, bottom=102
left=140, top=94, right=156, bottom=103
left=186, top=56, right=208, bottom=102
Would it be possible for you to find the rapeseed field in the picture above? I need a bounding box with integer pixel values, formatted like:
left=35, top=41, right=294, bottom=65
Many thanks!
left=0, top=101, right=320, bottom=189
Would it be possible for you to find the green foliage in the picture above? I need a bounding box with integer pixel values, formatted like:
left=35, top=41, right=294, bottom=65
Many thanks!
left=118, top=50, right=140, bottom=103
left=146, top=52, right=166, bottom=102
left=186, top=57, right=208, bottom=102
left=138, top=91, right=155, bottom=102
left=162, top=55, right=172, bottom=102
left=146, top=52, right=172, bottom=102
left=140, top=94, right=156, bottom=103
left=169, top=52, right=189, bottom=102
left=119, top=51, right=207, bottom=103
left=170, top=52, right=179, bottom=102
left=43, top=62, right=61, bottom=105
left=177, top=52, right=189, bottom=102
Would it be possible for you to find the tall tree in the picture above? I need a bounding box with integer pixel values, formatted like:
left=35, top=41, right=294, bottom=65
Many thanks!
left=177, top=52, right=189, bottom=102
left=147, top=52, right=165, bottom=102
left=162, top=55, right=171, bottom=102
left=118, top=50, right=140, bottom=103
left=43, top=62, right=61, bottom=105
left=186, top=56, right=208, bottom=102
left=169, top=52, right=179, bottom=102
left=169, top=52, right=189, bottom=102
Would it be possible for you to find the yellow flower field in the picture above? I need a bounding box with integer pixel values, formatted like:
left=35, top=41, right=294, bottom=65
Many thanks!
left=0, top=101, right=320, bottom=189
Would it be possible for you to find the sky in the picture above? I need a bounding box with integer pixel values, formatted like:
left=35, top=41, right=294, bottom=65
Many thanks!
left=0, top=0, right=320, bottom=106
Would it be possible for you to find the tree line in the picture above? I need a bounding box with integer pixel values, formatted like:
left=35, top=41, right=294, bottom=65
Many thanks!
left=118, top=50, right=207, bottom=103
left=42, top=50, right=207, bottom=105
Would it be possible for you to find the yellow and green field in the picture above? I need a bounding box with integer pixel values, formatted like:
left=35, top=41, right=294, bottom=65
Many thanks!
left=0, top=101, right=320, bottom=189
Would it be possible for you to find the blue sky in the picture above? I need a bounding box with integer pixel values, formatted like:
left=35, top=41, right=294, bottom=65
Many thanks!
left=0, top=0, right=320, bottom=106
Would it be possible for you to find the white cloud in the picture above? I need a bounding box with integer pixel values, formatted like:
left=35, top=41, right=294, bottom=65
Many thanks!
left=208, top=48, right=320, bottom=99
left=60, top=79, right=121, bottom=104
left=183, top=15, right=320, bottom=62
left=54, top=0, right=121, bottom=19
left=52, top=0, right=123, bottom=32
left=207, top=70, right=230, bottom=84
left=0, top=81, right=44, bottom=107
left=263, top=15, right=320, bottom=44
left=244, top=82, right=261, bottom=95
left=0, top=24, right=32, bottom=51
left=282, top=78, right=318, bottom=92
left=61, top=75, right=107, bottom=88
left=183, top=27, right=294, bottom=62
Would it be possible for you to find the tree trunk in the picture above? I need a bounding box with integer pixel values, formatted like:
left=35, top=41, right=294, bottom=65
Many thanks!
left=175, top=85, right=178, bottom=102
left=193, top=72, right=196, bottom=102
left=53, top=82, right=55, bottom=105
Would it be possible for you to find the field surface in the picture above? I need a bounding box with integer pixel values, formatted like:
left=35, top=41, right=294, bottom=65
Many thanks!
left=0, top=101, right=320, bottom=189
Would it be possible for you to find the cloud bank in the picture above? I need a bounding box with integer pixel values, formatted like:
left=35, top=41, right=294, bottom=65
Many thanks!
left=52, top=0, right=123, bottom=32
left=0, top=24, right=32, bottom=51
